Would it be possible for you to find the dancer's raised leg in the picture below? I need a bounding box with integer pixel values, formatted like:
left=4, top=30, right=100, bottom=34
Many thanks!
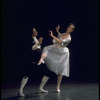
left=37, top=53, right=47, bottom=65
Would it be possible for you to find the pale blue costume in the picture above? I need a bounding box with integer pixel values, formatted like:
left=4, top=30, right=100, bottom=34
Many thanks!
left=42, top=33, right=71, bottom=77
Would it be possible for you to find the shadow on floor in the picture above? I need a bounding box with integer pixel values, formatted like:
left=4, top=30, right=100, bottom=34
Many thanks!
left=2, top=92, right=51, bottom=100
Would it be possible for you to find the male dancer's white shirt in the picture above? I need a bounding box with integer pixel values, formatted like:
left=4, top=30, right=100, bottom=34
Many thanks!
left=32, top=37, right=56, bottom=51
left=32, top=37, right=41, bottom=51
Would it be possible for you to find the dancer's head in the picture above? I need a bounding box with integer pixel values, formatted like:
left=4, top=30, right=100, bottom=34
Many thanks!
left=66, top=23, right=75, bottom=33
left=32, top=28, right=38, bottom=37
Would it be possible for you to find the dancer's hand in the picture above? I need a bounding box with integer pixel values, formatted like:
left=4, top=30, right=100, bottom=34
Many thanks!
left=39, top=37, right=43, bottom=45
left=49, top=30, right=62, bottom=44
left=49, top=30, right=54, bottom=37
left=56, top=25, right=60, bottom=32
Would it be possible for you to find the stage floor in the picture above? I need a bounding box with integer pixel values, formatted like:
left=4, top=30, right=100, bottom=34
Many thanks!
left=1, top=82, right=99, bottom=100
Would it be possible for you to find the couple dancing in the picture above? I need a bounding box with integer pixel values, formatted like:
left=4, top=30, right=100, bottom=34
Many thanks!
left=18, top=23, right=75, bottom=96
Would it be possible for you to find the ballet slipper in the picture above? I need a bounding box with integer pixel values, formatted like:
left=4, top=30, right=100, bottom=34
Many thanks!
left=38, top=88, right=48, bottom=93
left=18, top=91, right=25, bottom=96
left=57, top=89, right=60, bottom=93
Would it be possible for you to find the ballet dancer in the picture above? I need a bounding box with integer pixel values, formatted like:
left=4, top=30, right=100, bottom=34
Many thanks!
left=37, top=23, right=75, bottom=92
left=18, top=28, right=55, bottom=96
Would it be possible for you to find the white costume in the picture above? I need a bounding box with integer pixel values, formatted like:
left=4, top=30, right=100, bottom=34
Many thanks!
left=32, top=37, right=41, bottom=51
left=42, top=33, right=71, bottom=77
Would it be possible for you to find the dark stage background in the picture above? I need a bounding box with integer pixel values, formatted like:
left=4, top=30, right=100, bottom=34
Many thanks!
left=1, top=0, right=99, bottom=85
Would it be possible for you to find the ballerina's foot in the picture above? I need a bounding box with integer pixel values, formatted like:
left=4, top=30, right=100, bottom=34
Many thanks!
left=38, top=88, right=48, bottom=93
left=18, top=91, right=25, bottom=97
left=57, top=89, right=60, bottom=93
left=37, top=62, right=41, bottom=65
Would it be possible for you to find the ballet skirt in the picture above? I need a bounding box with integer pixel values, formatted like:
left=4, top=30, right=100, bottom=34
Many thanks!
left=42, top=33, right=71, bottom=77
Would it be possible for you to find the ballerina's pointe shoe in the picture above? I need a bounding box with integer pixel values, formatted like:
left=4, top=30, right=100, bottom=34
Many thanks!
left=57, top=89, right=60, bottom=93
left=38, top=88, right=48, bottom=93
left=18, top=91, right=25, bottom=97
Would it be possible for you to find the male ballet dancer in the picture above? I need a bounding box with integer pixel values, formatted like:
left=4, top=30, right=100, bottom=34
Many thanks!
left=18, top=28, right=55, bottom=96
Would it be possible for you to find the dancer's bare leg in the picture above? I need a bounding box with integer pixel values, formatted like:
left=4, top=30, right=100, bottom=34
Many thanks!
left=38, top=76, right=49, bottom=93
left=18, top=76, right=28, bottom=96
left=37, top=53, right=47, bottom=65
left=57, top=74, right=63, bottom=93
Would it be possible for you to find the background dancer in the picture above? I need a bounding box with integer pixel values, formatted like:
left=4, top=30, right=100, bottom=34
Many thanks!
left=18, top=28, right=55, bottom=96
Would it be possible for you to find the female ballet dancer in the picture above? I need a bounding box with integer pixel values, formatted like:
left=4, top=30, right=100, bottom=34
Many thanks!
left=37, top=23, right=75, bottom=92
left=18, top=28, right=55, bottom=96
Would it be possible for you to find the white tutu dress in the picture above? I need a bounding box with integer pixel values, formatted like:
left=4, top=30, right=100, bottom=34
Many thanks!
left=42, top=33, right=71, bottom=77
